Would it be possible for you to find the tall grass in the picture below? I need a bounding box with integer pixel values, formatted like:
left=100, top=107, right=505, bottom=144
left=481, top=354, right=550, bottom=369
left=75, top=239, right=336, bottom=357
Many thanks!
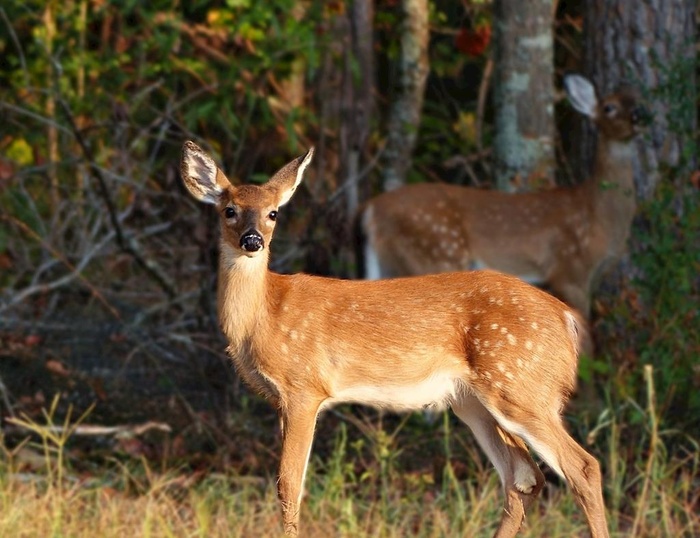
left=1, top=371, right=698, bottom=537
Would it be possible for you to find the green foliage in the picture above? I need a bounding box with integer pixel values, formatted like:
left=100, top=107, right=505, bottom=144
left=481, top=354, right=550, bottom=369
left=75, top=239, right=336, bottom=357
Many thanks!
left=0, top=0, right=326, bottom=296
left=648, top=40, right=698, bottom=169
left=629, top=181, right=700, bottom=423
left=0, top=0, right=324, bottom=177
left=602, top=49, right=700, bottom=433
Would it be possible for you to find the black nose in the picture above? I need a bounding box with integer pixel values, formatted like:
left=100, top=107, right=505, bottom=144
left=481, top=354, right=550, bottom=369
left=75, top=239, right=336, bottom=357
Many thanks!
left=240, top=232, right=264, bottom=252
left=631, top=105, right=651, bottom=126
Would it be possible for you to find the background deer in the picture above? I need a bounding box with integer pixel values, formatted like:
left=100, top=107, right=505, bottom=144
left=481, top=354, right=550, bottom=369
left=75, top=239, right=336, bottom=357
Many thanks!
left=180, top=140, right=609, bottom=537
left=359, top=74, right=648, bottom=327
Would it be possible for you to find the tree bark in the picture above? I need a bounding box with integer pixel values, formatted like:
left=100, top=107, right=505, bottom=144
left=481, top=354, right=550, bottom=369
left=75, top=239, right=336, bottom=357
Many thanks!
left=581, top=0, right=697, bottom=199
left=492, top=0, right=555, bottom=191
left=380, top=0, right=429, bottom=192
left=342, top=0, right=375, bottom=218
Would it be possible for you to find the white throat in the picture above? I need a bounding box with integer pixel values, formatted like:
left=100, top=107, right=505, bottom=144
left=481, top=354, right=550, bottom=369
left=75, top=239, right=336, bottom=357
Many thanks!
left=217, top=243, right=269, bottom=349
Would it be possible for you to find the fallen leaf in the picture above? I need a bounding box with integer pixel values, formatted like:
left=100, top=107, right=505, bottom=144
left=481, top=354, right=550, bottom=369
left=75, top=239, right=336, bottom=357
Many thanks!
left=45, top=359, right=71, bottom=377
left=24, top=335, right=41, bottom=347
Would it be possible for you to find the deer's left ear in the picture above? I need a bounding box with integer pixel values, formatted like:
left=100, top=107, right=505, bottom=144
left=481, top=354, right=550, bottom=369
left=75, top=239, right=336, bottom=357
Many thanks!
left=267, top=147, right=315, bottom=207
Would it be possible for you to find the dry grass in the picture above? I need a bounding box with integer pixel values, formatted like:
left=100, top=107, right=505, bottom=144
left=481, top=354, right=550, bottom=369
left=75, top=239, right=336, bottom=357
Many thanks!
left=0, top=432, right=697, bottom=538
left=1, top=372, right=698, bottom=537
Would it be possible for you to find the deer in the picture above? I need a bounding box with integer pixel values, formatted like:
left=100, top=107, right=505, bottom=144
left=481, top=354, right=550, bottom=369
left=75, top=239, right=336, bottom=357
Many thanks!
left=358, top=74, right=648, bottom=335
left=180, top=140, right=609, bottom=537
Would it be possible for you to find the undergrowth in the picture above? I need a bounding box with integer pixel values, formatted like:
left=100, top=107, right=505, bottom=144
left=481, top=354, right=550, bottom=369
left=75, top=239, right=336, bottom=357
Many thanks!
left=1, top=372, right=698, bottom=538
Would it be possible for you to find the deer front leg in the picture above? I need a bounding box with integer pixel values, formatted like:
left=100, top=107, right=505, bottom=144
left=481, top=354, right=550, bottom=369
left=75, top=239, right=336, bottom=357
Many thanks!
left=277, top=401, right=321, bottom=536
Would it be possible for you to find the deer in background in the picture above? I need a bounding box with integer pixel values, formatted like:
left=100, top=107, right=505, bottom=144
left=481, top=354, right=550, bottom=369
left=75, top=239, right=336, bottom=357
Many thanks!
left=181, top=140, right=609, bottom=537
left=359, top=75, right=648, bottom=330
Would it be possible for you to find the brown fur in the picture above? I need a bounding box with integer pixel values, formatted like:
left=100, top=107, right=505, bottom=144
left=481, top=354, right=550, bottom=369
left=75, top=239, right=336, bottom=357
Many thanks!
left=360, top=76, right=646, bottom=327
left=180, top=141, right=609, bottom=537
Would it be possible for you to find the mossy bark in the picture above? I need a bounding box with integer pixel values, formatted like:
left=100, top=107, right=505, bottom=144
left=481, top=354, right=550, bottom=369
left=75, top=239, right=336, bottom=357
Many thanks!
left=580, top=0, right=697, bottom=198
left=492, top=0, right=555, bottom=192
left=381, top=0, right=429, bottom=192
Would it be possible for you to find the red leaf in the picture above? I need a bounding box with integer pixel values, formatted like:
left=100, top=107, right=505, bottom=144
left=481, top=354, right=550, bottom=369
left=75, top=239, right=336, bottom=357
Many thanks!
left=455, top=25, right=492, bottom=57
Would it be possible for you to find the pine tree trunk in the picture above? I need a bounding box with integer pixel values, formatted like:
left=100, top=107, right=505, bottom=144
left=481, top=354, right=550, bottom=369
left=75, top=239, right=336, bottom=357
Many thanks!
left=492, top=0, right=555, bottom=191
left=581, top=0, right=697, bottom=198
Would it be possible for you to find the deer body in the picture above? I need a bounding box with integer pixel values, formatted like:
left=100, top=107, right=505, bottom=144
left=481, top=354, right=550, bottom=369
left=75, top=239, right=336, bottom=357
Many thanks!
left=220, top=258, right=577, bottom=413
left=360, top=75, right=645, bottom=321
left=181, top=140, right=609, bottom=537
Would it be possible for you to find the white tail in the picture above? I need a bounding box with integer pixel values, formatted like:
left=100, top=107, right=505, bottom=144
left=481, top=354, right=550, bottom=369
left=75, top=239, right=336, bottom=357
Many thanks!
left=181, top=141, right=609, bottom=537
left=360, top=74, right=647, bottom=325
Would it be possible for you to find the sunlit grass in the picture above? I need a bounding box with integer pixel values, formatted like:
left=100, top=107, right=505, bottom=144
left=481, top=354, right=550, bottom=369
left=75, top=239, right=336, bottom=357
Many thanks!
left=1, top=370, right=698, bottom=538
left=1, top=433, right=697, bottom=537
left=0, top=448, right=700, bottom=538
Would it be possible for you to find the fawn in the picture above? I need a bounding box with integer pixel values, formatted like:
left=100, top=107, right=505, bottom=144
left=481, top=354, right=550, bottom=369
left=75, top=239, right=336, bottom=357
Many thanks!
left=180, top=140, right=609, bottom=537
left=359, top=74, right=648, bottom=326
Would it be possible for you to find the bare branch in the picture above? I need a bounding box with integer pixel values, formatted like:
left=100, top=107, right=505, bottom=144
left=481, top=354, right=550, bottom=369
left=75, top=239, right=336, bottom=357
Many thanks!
left=0, top=215, right=120, bottom=319
left=56, top=97, right=178, bottom=299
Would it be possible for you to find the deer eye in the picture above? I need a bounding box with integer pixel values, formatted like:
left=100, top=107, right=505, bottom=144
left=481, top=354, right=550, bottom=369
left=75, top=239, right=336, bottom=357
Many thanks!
left=224, top=207, right=236, bottom=219
left=603, top=103, right=617, bottom=116
left=268, top=210, right=278, bottom=221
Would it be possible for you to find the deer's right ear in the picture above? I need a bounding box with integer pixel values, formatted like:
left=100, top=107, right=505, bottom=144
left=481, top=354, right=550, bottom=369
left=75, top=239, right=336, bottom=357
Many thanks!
left=564, top=74, right=598, bottom=119
left=181, top=141, right=231, bottom=204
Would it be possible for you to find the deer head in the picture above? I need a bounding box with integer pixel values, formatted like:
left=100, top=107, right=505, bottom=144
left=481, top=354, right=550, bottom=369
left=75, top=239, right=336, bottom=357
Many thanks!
left=181, top=140, right=314, bottom=258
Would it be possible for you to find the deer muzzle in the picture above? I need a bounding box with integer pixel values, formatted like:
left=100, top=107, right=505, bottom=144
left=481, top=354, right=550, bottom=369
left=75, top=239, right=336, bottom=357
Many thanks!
left=632, top=105, right=652, bottom=127
left=240, top=231, right=264, bottom=252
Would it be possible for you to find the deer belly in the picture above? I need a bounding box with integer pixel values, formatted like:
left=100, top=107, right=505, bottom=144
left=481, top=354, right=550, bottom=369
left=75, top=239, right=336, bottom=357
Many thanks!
left=327, top=373, right=461, bottom=412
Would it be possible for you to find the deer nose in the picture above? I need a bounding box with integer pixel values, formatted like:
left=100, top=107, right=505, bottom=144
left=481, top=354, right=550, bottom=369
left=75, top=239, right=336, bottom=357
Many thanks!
left=240, top=231, right=264, bottom=252
left=631, top=105, right=651, bottom=126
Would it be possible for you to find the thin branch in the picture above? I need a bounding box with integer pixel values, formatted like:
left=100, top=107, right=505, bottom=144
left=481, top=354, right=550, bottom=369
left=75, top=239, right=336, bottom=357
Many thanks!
left=0, top=8, right=28, bottom=87
left=0, top=215, right=120, bottom=319
left=0, top=101, right=73, bottom=135
left=56, top=97, right=178, bottom=299
left=6, top=418, right=171, bottom=437
left=476, top=56, right=493, bottom=163
left=327, top=142, right=385, bottom=205
left=0, top=375, right=15, bottom=419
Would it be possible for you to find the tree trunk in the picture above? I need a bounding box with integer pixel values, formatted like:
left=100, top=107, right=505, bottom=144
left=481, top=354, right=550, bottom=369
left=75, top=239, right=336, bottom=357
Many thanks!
left=342, top=0, right=375, bottom=218
left=492, top=0, right=555, bottom=191
left=380, top=0, right=429, bottom=192
left=581, top=0, right=697, bottom=199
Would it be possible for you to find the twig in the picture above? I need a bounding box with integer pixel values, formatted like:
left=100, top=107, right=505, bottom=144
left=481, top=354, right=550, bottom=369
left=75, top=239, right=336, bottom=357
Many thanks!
left=5, top=418, right=171, bottom=437
left=0, top=101, right=72, bottom=135
left=443, top=148, right=493, bottom=187
left=476, top=56, right=493, bottom=174
left=326, top=142, right=385, bottom=205
left=0, top=8, right=28, bottom=87
left=0, top=375, right=15, bottom=419
left=56, top=97, right=178, bottom=299
left=630, top=365, right=659, bottom=537
left=0, top=214, right=120, bottom=319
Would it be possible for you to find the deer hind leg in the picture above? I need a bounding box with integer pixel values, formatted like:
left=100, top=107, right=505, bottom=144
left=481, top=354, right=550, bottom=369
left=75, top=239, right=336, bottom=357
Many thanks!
left=277, top=400, right=322, bottom=537
left=489, top=409, right=609, bottom=538
left=452, top=394, right=545, bottom=538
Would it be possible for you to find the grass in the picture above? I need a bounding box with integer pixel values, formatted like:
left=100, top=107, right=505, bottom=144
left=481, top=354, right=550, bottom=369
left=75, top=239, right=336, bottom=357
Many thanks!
left=1, top=371, right=698, bottom=538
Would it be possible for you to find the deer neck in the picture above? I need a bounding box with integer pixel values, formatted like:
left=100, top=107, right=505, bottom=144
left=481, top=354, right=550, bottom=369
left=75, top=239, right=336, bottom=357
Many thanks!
left=589, top=138, right=637, bottom=234
left=217, top=242, right=270, bottom=354
left=581, top=137, right=639, bottom=261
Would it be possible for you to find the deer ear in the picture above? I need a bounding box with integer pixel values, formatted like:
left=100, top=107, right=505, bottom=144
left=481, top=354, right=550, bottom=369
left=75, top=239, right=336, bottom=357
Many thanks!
left=181, top=141, right=232, bottom=204
left=564, top=75, right=598, bottom=119
left=267, top=147, right=315, bottom=207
